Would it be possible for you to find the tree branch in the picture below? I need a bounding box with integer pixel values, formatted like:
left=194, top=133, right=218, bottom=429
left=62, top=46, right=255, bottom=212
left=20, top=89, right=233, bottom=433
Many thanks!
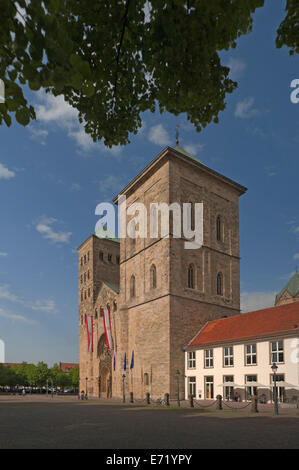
left=113, top=0, right=131, bottom=101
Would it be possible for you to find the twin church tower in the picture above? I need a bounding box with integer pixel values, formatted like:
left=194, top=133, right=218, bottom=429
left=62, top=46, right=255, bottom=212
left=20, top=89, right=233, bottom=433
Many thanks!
left=78, top=145, right=247, bottom=399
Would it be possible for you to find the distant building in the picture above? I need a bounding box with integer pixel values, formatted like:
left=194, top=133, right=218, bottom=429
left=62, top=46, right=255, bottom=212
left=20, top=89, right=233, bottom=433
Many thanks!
left=1, top=363, right=23, bottom=368
left=59, top=363, right=79, bottom=374
left=185, top=302, right=299, bottom=403
left=275, top=272, right=299, bottom=306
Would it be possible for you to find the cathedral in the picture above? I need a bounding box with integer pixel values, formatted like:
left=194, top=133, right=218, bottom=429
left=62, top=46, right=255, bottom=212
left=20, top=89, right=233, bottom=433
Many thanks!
left=78, top=144, right=247, bottom=399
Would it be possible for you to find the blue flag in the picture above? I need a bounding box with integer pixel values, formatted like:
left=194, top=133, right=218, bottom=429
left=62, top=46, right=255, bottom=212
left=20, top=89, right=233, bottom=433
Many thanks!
left=113, top=355, right=116, bottom=371
left=130, top=351, right=134, bottom=370
left=124, top=353, right=127, bottom=371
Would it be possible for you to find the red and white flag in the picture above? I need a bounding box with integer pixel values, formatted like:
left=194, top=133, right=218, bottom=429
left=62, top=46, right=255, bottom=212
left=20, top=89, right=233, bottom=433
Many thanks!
left=102, top=307, right=113, bottom=350
left=85, top=315, right=93, bottom=353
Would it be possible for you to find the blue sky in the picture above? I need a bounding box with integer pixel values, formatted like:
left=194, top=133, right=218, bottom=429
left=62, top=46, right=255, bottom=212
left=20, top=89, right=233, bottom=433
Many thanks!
left=0, top=1, right=299, bottom=365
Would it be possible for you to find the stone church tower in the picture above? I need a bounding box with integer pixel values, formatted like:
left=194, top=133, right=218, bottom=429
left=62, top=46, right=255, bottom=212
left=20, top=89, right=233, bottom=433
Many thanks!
left=78, top=145, right=247, bottom=399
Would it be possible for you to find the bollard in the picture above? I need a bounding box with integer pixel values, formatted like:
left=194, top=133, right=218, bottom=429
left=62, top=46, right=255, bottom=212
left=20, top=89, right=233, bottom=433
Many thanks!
left=130, top=392, right=134, bottom=403
left=190, top=395, right=194, bottom=408
left=146, top=392, right=150, bottom=405
left=164, top=393, right=170, bottom=406
left=251, top=397, right=259, bottom=413
left=216, top=395, right=222, bottom=410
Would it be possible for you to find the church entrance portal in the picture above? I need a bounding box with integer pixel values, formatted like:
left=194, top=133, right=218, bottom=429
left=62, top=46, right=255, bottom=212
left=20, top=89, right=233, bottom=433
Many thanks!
left=97, top=334, right=112, bottom=398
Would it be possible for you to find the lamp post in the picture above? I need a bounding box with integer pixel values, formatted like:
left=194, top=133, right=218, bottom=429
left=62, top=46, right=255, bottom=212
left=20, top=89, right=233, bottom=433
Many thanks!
left=271, top=363, right=279, bottom=415
left=85, top=377, right=88, bottom=399
left=176, top=370, right=181, bottom=407
left=122, top=374, right=126, bottom=403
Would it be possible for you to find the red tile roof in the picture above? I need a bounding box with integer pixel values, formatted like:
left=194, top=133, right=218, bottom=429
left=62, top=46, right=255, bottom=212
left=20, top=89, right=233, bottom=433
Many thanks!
left=187, top=302, right=299, bottom=349
left=60, top=363, right=79, bottom=373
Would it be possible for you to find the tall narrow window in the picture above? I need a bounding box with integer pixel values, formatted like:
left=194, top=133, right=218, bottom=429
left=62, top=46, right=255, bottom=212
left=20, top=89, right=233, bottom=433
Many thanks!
left=130, top=275, right=136, bottom=299
left=216, top=215, right=222, bottom=241
left=188, top=264, right=195, bottom=289
left=150, top=264, right=157, bottom=289
left=217, top=272, right=223, bottom=296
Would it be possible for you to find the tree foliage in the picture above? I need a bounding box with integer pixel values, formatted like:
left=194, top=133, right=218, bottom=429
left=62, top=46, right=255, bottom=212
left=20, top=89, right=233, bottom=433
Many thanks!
left=0, top=0, right=298, bottom=146
left=0, top=362, right=79, bottom=389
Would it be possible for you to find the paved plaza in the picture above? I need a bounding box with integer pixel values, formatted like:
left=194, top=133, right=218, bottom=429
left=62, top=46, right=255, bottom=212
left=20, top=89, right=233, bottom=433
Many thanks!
left=0, top=395, right=298, bottom=449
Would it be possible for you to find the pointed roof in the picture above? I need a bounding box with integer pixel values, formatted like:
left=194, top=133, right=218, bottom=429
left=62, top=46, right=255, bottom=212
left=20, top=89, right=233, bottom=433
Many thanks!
left=276, top=273, right=299, bottom=303
left=174, top=145, right=201, bottom=163
left=95, top=225, right=120, bottom=243
left=113, top=146, right=247, bottom=203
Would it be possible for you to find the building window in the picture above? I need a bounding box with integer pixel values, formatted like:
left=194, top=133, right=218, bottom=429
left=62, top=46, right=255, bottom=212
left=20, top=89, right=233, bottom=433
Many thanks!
left=113, top=301, right=117, bottom=312
left=224, top=346, right=234, bottom=367
left=84, top=291, right=87, bottom=300
left=81, top=291, right=83, bottom=302
left=88, top=288, right=90, bottom=297
left=95, top=309, right=98, bottom=320
left=100, top=307, right=103, bottom=318
left=271, top=374, right=285, bottom=403
left=84, top=255, right=86, bottom=264
left=188, top=202, right=195, bottom=231
left=223, top=375, right=234, bottom=401
left=217, top=272, right=223, bottom=296
left=87, top=270, right=90, bottom=280
left=271, top=341, right=284, bottom=364
left=216, top=215, right=222, bottom=242
left=108, top=254, right=112, bottom=263
left=205, top=349, right=214, bottom=368
left=205, top=376, right=214, bottom=399
left=99, top=251, right=104, bottom=261
left=144, top=373, right=149, bottom=386
left=80, top=275, right=83, bottom=284
left=187, top=351, right=196, bottom=369
left=130, top=275, right=136, bottom=299
left=245, top=344, right=257, bottom=365
left=246, top=375, right=258, bottom=400
left=88, top=251, right=90, bottom=261
left=188, top=377, right=196, bottom=398
left=150, top=264, right=157, bottom=289
left=80, top=315, right=83, bottom=325
left=188, top=264, right=195, bottom=289
left=81, top=257, right=83, bottom=266
left=84, top=273, right=86, bottom=283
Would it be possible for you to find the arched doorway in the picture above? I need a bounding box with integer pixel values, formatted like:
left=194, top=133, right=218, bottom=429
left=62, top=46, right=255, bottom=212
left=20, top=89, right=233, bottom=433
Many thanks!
left=97, top=334, right=112, bottom=398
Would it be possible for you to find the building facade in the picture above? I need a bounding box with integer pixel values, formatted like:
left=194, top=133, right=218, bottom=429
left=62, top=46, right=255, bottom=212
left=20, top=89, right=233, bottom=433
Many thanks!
left=78, top=145, right=247, bottom=399
left=185, top=302, right=299, bottom=403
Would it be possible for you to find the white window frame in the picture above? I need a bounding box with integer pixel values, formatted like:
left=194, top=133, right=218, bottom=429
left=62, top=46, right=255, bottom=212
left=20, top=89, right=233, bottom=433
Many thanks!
left=224, top=346, right=234, bottom=367
left=205, top=349, right=214, bottom=368
left=245, top=344, right=257, bottom=366
left=187, top=351, right=196, bottom=369
left=270, top=341, right=284, bottom=364
left=188, top=377, right=196, bottom=397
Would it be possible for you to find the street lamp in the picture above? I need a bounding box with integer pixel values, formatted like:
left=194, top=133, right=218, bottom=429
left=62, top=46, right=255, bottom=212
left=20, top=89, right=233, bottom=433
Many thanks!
left=122, top=374, right=126, bottom=403
left=176, top=370, right=180, bottom=407
left=271, top=363, right=279, bottom=415
left=85, top=377, right=88, bottom=399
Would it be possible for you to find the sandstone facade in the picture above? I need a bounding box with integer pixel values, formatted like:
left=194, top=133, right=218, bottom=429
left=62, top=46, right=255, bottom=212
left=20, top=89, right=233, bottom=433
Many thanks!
left=78, top=146, right=246, bottom=399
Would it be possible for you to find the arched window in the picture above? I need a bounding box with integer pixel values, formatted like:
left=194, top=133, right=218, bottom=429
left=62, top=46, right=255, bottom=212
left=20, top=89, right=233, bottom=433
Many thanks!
left=130, top=275, right=136, bottom=298
left=150, top=264, right=157, bottom=289
left=144, top=373, right=149, bottom=386
left=217, top=272, right=223, bottom=296
left=216, top=215, right=222, bottom=242
left=113, top=300, right=117, bottom=312
left=95, top=309, right=98, bottom=320
left=188, top=264, right=195, bottom=289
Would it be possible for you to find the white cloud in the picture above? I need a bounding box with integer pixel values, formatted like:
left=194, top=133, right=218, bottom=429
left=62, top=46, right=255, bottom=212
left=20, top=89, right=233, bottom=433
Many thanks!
left=235, top=97, right=259, bottom=120
left=35, top=216, right=72, bottom=244
left=241, top=291, right=275, bottom=313
left=148, top=124, right=171, bottom=146
left=70, top=183, right=81, bottom=192
left=0, top=252, right=7, bottom=257
left=294, top=254, right=299, bottom=260
left=0, top=308, right=36, bottom=325
left=0, top=163, right=15, bottom=180
left=28, top=127, right=49, bottom=146
left=226, top=57, right=247, bottom=80
left=0, top=285, right=56, bottom=314
left=183, top=142, right=205, bottom=155
left=34, top=92, right=123, bottom=155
